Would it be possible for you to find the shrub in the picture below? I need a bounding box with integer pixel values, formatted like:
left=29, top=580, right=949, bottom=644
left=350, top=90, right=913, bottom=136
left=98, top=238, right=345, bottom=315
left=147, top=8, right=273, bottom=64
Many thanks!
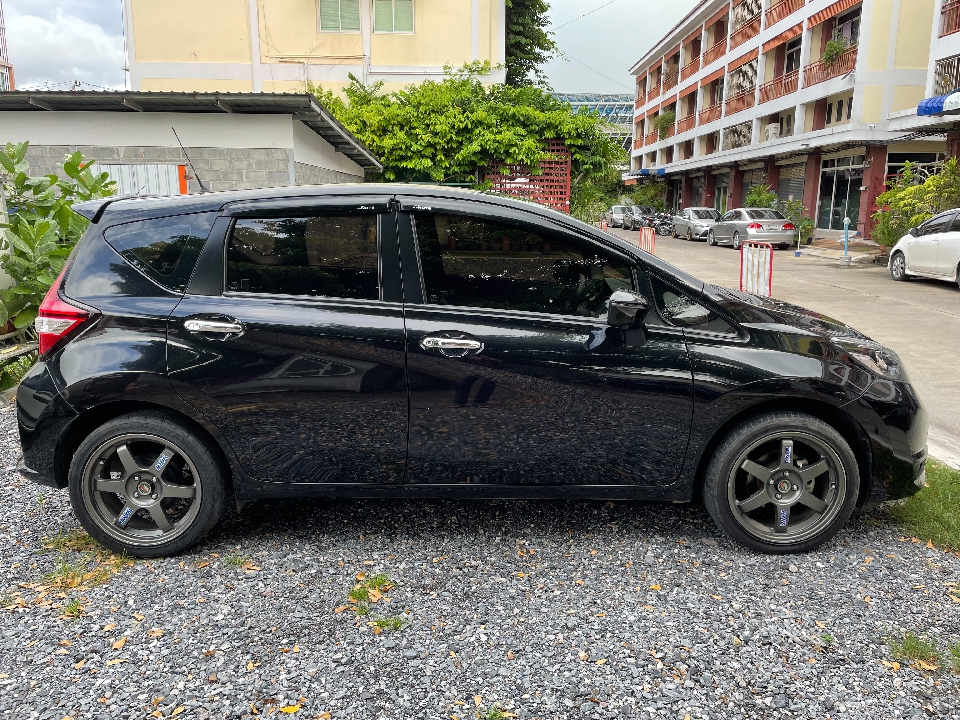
left=871, top=158, right=960, bottom=246
left=822, top=37, right=849, bottom=66
left=653, top=110, right=676, bottom=140
left=744, top=183, right=778, bottom=208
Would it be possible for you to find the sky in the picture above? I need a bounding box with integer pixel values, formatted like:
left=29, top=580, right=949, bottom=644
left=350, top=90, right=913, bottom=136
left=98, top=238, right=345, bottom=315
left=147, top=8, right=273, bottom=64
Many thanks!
left=3, top=0, right=700, bottom=93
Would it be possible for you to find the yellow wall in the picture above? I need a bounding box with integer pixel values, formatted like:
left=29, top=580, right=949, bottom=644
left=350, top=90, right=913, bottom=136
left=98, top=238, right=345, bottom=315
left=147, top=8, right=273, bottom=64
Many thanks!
left=810, top=24, right=823, bottom=63
left=894, top=0, right=935, bottom=69
left=140, top=78, right=254, bottom=92
left=860, top=85, right=884, bottom=123
left=867, top=0, right=892, bottom=71
left=892, top=84, right=926, bottom=112
left=372, top=0, right=473, bottom=66
left=132, top=0, right=251, bottom=63
left=763, top=49, right=775, bottom=83
left=258, top=0, right=363, bottom=62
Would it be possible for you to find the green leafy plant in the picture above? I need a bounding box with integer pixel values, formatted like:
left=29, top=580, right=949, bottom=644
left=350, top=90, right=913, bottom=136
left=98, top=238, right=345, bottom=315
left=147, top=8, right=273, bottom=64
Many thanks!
left=872, top=158, right=960, bottom=246
left=889, top=460, right=960, bottom=552
left=0, top=350, right=35, bottom=391
left=653, top=110, right=676, bottom=140
left=373, top=616, right=406, bottom=632
left=889, top=631, right=941, bottom=669
left=743, top=183, right=778, bottom=208
left=778, top=198, right=815, bottom=244
left=61, top=597, right=84, bottom=619
left=0, top=142, right=116, bottom=331
left=224, top=552, right=250, bottom=569
left=504, top=0, right=557, bottom=88
left=822, top=37, right=849, bottom=66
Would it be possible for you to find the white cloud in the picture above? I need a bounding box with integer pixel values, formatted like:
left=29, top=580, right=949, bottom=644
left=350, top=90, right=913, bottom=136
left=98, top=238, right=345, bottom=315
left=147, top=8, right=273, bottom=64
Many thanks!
left=6, top=11, right=126, bottom=90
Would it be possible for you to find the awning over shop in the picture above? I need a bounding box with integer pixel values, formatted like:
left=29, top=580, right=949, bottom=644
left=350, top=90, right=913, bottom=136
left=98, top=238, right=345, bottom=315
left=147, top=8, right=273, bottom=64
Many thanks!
left=917, top=91, right=960, bottom=117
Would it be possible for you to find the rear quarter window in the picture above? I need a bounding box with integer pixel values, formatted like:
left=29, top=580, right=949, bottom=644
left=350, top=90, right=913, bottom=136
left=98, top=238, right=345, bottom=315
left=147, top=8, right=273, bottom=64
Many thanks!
left=103, top=212, right=219, bottom=293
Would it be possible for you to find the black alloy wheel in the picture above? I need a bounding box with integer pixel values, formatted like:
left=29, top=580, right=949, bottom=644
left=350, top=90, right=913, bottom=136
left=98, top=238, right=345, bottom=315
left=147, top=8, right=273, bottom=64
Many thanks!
left=69, top=412, right=227, bottom=557
left=703, top=412, right=859, bottom=553
left=890, top=252, right=908, bottom=281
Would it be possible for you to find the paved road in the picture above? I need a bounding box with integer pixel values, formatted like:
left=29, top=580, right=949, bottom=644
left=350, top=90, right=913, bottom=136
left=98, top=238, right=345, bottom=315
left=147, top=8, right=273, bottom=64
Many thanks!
left=610, top=228, right=960, bottom=466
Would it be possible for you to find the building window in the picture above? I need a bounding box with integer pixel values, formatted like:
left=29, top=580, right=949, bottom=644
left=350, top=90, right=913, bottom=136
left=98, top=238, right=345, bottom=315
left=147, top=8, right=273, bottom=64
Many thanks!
left=374, top=0, right=414, bottom=33
left=826, top=102, right=833, bottom=124
left=834, top=9, right=861, bottom=46
left=0, top=68, right=9, bottom=93
left=836, top=99, right=844, bottom=121
left=785, top=37, right=802, bottom=74
left=847, top=97, right=853, bottom=121
left=319, top=0, right=361, bottom=32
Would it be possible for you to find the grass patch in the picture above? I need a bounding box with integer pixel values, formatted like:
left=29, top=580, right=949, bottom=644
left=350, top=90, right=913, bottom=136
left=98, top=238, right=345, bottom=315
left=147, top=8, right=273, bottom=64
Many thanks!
left=42, top=529, right=102, bottom=554
left=821, top=633, right=834, bottom=646
left=341, top=572, right=404, bottom=630
left=224, top=553, right=249, bottom=569
left=373, top=616, right=406, bottom=632
left=889, top=460, right=960, bottom=551
left=889, top=631, right=941, bottom=669
left=43, top=555, right=110, bottom=590
left=60, top=598, right=83, bottom=619
left=951, top=644, right=960, bottom=673
left=479, top=706, right=506, bottom=720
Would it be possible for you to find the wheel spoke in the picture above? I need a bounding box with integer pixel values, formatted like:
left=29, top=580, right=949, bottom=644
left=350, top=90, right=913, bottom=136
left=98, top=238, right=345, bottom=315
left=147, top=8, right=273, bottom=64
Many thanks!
left=798, top=459, right=829, bottom=482
left=741, top=459, right=773, bottom=481
left=160, top=481, right=196, bottom=499
left=737, top=488, right=770, bottom=513
left=95, top=478, right=126, bottom=494
left=796, top=493, right=828, bottom=514
left=780, top=439, right=794, bottom=468
left=149, top=447, right=176, bottom=476
left=773, top=504, right=791, bottom=533
left=147, top=504, right=173, bottom=532
left=116, top=443, right=141, bottom=476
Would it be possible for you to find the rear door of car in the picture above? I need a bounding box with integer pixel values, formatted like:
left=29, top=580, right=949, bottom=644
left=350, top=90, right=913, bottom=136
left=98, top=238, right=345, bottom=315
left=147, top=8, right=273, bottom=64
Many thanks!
left=910, top=212, right=953, bottom=273
left=395, top=196, right=694, bottom=487
left=167, top=194, right=409, bottom=486
left=937, top=211, right=960, bottom=278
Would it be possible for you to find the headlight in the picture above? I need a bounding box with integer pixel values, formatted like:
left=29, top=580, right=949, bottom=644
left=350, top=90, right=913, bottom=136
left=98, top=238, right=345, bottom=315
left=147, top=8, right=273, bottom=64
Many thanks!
left=836, top=340, right=908, bottom=380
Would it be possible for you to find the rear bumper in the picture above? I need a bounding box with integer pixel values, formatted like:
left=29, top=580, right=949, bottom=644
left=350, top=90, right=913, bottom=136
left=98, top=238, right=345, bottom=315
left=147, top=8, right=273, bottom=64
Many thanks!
left=747, top=232, right=795, bottom=245
left=17, top=360, right=75, bottom=489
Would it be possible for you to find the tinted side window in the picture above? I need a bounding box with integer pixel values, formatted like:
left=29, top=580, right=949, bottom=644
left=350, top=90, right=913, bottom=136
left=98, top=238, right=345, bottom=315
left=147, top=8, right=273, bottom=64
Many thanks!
left=951, top=214, right=960, bottom=233
left=412, top=212, right=634, bottom=317
left=921, top=213, right=954, bottom=236
left=645, top=274, right=736, bottom=333
left=227, top=214, right=379, bottom=299
left=104, top=212, right=218, bottom=293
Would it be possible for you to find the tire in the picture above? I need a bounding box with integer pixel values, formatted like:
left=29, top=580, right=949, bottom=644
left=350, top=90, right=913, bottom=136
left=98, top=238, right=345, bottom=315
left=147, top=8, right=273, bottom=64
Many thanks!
left=890, top=251, right=909, bottom=281
left=703, top=412, right=860, bottom=554
left=673, top=227, right=679, bottom=238
left=779, top=243, right=789, bottom=250
left=687, top=229, right=693, bottom=241
left=69, top=411, right=228, bottom=558
left=732, top=231, right=742, bottom=250
left=707, top=230, right=717, bottom=246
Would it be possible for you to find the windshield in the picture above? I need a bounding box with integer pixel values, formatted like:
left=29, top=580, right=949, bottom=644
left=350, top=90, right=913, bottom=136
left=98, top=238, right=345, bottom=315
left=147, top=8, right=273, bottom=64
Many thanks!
left=745, top=209, right=785, bottom=220
left=691, top=209, right=719, bottom=220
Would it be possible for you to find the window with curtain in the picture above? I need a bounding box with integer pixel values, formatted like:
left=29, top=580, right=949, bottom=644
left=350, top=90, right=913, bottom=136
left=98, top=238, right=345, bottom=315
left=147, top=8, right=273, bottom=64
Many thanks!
left=319, top=0, right=361, bottom=32
left=374, top=0, right=414, bottom=33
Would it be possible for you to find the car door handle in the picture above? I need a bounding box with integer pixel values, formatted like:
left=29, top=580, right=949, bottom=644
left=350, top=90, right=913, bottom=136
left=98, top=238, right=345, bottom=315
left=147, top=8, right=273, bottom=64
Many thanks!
left=184, top=318, right=244, bottom=335
left=421, top=336, right=483, bottom=351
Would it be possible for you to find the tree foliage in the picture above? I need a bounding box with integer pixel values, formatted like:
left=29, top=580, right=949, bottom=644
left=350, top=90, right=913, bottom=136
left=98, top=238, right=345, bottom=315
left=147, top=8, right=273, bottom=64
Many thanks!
left=505, top=0, right=557, bottom=88
left=309, top=63, right=623, bottom=194
left=0, top=142, right=116, bottom=329
left=743, top=183, right=778, bottom=208
left=871, top=159, right=960, bottom=246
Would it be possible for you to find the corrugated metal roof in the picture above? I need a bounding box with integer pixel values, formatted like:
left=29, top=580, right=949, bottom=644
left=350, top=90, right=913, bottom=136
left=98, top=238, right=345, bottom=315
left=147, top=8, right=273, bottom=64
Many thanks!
left=0, top=90, right=381, bottom=170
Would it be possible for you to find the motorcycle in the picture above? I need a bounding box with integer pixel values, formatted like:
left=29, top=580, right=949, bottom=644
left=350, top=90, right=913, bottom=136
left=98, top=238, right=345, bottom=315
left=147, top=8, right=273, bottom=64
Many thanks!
left=653, top=213, right=674, bottom=237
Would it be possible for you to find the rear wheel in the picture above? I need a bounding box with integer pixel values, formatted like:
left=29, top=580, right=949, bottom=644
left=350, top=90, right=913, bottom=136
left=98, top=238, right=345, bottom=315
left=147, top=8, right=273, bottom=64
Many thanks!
left=707, top=230, right=717, bottom=246
left=732, top=231, right=742, bottom=250
left=687, top=229, right=693, bottom=241
left=69, top=412, right=228, bottom=558
left=703, top=412, right=859, bottom=553
left=890, top=251, right=908, bottom=281
left=779, top=243, right=789, bottom=250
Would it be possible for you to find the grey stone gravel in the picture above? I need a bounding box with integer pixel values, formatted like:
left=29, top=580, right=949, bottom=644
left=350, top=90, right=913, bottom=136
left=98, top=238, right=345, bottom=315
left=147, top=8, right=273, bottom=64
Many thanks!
left=0, top=405, right=958, bottom=718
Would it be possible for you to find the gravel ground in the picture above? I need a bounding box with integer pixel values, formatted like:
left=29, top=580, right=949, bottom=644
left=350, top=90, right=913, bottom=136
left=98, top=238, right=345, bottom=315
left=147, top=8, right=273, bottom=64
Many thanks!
left=1, top=405, right=959, bottom=720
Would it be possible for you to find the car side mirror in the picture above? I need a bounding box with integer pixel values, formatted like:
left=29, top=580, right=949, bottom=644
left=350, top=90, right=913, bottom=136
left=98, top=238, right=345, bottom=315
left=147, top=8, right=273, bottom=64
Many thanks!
left=908, top=227, right=919, bottom=237
left=607, top=289, right=650, bottom=328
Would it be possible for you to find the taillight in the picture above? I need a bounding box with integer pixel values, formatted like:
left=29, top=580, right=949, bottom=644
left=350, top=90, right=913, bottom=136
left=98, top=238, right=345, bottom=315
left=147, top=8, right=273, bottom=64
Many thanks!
left=36, top=267, right=90, bottom=356
left=746, top=222, right=764, bottom=230
left=782, top=222, right=796, bottom=230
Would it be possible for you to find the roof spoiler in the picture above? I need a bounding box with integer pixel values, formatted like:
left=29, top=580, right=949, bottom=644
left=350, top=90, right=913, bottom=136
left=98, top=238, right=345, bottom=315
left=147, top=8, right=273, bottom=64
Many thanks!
left=72, top=197, right=124, bottom=224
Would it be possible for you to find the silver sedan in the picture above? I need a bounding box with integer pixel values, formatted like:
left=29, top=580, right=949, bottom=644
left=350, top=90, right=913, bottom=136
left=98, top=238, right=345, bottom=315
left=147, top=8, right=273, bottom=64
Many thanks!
left=707, top=208, right=796, bottom=250
left=673, top=207, right=720, bottom=241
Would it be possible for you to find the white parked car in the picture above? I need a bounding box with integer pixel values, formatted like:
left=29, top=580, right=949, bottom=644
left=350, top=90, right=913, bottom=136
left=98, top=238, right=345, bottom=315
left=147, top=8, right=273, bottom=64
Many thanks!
left=888, top=210, right=960, bottom=289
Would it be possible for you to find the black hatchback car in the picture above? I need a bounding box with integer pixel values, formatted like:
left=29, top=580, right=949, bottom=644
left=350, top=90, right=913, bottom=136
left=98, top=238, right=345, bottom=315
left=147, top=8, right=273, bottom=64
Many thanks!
left=18, top=185, right=927, bottom=557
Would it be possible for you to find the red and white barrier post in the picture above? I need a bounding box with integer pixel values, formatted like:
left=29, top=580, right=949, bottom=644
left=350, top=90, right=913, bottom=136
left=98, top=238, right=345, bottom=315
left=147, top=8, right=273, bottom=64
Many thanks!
left=740, top=241, right=774, bottom=296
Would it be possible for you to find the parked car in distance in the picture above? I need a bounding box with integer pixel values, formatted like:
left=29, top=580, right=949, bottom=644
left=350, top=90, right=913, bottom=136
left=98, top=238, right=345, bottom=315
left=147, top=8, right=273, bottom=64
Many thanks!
left=604, top=205, right=629, bottom=228
left=888, top=209, right=960, bottom=289
left=708, top=208, right=796, bottom=250
left=674, top=207, right=720, bottom=241
left=623, top=206, right=655, bottom=230
left=19, top=184, right=926, bottom=558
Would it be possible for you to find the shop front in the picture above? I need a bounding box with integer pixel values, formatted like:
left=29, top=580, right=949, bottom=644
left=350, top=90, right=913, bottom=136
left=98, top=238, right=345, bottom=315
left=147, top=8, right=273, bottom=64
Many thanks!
left=817, top=154, right=865, bottom=231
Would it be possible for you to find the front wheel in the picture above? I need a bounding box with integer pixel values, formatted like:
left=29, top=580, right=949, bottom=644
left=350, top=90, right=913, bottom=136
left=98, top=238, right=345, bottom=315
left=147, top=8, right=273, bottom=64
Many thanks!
left=69, top=412, right=228, bottom=558
left=707, top=230, right=717, bottom=246
left=890, top=251, right=908, bottom=281
left=703, top=412, right=859, bottom=553
left=732, top=231, right=742, bottom=250
left=687, top=229, right=693, bottom=241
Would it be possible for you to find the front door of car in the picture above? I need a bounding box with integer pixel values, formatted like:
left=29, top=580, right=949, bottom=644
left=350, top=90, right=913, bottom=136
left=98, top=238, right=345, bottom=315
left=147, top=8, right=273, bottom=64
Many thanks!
left=937, top=212, right=960, bottom=277
left=396, top=198, right=695, bottom=486
left=167, top=196, right=409, bottom=485
left=715, top=211, right=735, bottom=240
left=910, top=212, right=953, bottom=273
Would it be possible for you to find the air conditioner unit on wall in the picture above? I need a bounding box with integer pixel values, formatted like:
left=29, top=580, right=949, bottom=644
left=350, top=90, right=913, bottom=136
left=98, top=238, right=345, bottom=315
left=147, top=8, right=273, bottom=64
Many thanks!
left=764, top=125, right=781, bottom=142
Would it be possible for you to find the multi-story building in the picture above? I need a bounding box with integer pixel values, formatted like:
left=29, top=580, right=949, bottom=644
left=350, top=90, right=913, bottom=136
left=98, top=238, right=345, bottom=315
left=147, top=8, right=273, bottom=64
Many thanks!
left=626, top=0, right=952, bottom=238
left=552, top=93, right=636, bottom=151
left=0, top=0, right=14, bottom=92
left=123, top=0, right=506, bottom=95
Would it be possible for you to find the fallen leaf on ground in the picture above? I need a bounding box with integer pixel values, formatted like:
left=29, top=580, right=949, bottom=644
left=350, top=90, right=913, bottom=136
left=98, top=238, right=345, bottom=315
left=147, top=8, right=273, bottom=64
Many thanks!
left=106, top=659, right=127, bottom=666
left=915, top=660, right=938, bottom=671
left=279, top=705, right=300, bottom=714
left=649, top=584, right=661, bottom=591
left=73, top=660, right=85, bottom=670
left=203, top=649, right=216, bottom=656
left=103, top=623, right=116, bottom=632
left=147, top=628, right=163, bottom=638
left=111, top=637, right=126, bottom=650
left=133, top=613, right=144, bottom=621
left=333, top=606, right=348, bottom=613
left=171, top=707, right=185, bottom=716
left=474, top=695, right=482, bottom=707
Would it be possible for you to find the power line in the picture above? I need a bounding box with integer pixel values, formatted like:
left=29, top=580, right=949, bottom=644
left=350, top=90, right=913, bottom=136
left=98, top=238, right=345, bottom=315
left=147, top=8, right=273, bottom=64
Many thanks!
left=556, top=49, right=634, bottom=91
left=552, top=0, right=619, bottom=31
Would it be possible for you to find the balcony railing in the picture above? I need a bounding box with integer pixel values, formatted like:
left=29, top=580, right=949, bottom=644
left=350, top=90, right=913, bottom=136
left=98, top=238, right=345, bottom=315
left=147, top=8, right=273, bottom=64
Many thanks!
left=730, top=14, right=761, bottom=50
left=646, top=86, right=660, bottom=104
left=765, top=0, right=804, bottom=27
left=942, top=0, right=960, bottom=37
left=681, top=56, right=701, bottom=81
left=635, top=98, right=643, bottom=110
left=677, top=113, right=697, bottom=133
left=803, top=45, right=858, bottom=87
left=699, top=102, right=723, bottom=125
left=725, top=87, right=756, bottom=115
left=644, top=131, right=659, bottom=145
left=633, top=138, right=644, bottom=150
left=662, top=70, right=679, bottom=91
left=704, top=38, right=726, bottom=66
left=758, top=69, right=799, bottom=103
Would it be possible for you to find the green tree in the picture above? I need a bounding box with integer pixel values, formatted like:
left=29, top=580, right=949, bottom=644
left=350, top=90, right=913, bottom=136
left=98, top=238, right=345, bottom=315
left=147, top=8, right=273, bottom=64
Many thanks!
left=505, top=0, right=557, bottom=88
left=743, top=183, right=778, bottom=208
left=0, top=142, right=116, bottom=329
left=309, top=64, right=623, bottom=221
left=872, top=159, right=960, bottom=246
